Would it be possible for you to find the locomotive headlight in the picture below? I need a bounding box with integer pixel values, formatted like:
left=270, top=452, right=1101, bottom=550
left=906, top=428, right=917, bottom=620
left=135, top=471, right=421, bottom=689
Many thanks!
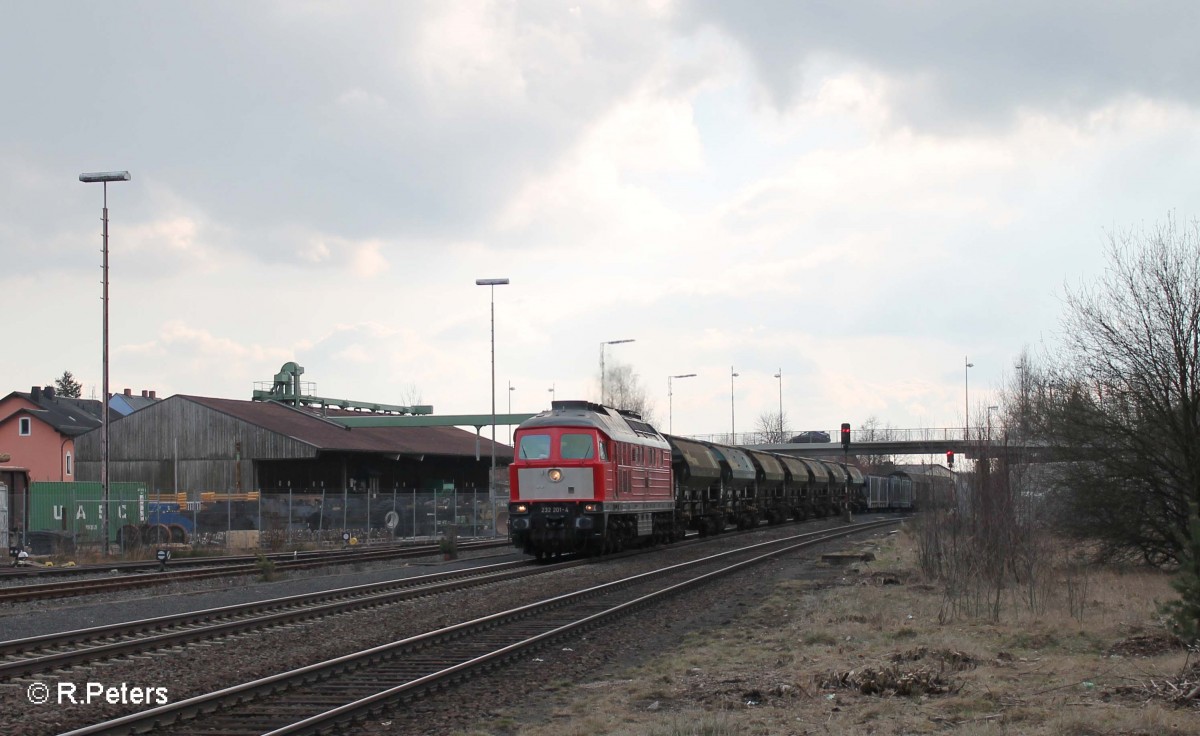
left=548, top=468, right=563, bottom=483
left=513, top=504, right=529, bottom=514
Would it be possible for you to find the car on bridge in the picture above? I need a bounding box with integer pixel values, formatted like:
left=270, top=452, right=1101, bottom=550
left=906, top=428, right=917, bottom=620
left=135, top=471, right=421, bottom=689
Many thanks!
left=789, top=430, right=831, bottom=443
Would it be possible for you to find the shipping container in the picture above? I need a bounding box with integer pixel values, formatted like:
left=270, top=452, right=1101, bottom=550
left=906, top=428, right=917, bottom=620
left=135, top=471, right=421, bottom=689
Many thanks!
left=29, top=481, right=150, bottom=544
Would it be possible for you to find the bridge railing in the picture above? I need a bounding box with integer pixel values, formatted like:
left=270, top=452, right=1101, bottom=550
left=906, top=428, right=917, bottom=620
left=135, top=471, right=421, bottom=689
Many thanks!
left=687, top=427, right=972, bottom=447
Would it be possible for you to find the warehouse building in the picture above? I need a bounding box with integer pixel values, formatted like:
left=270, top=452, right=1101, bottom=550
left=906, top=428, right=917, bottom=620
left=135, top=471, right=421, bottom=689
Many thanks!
left=73, top=394, right=512, bottom=496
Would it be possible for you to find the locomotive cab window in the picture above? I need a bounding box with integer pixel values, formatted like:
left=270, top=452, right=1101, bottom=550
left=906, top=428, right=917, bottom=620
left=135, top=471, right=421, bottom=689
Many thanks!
left=560, top=433, right=595, bottom=459
left=598, top=441, right=609, bottom=461
left=518, top=434, right=552, bottom=460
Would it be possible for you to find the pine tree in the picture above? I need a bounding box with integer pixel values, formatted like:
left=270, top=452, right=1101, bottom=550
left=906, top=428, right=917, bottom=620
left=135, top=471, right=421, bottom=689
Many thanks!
left=1160, top=505, right=1200, bottom=645
left=54, top=370, right=82, bottom=398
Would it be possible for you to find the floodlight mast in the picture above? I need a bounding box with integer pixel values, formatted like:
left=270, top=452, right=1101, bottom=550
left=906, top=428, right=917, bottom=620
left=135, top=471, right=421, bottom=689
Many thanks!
left=475, top=277, right=510, bottom=524
left=79, top=172, right=131, bottom=183
left=668, top=373, right=696, bottom=434
left=79, top=170, right=131, bottom=555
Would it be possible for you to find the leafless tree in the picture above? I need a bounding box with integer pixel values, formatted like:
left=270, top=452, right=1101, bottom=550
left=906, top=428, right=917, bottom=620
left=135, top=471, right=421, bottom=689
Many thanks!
left=1030, top=216, right=1200, bottom=568
left=396, top=382, right=425, bottom=412
left=857, top=415, right=897, bottom=472
left=601, top=361, right=657, bottom=426
left=755, top=410, right=790, bottom=443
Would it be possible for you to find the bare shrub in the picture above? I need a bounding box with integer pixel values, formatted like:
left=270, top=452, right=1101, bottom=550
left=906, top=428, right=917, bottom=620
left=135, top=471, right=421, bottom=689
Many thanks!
left=916, top=396, right=1063, bottom=624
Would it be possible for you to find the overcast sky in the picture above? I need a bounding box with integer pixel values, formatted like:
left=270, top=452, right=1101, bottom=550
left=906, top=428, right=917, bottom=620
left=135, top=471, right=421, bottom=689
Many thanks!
left=4, top=1, right=1199, bottom=440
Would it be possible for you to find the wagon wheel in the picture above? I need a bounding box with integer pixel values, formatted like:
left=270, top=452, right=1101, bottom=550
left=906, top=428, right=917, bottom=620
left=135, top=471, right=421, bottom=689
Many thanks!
left=142, top=523, right=171, bottom=545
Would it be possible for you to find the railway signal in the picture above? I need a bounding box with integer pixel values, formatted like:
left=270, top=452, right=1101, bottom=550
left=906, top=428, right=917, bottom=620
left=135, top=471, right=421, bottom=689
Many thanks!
left=840, top=423, right=851, bottom=449
left=946, top=450, right=955, bottom=468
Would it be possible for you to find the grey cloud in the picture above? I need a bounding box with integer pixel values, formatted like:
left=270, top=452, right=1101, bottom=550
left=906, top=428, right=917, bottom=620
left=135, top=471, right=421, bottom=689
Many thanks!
left=675, top=1, right=1200, bottom=130
left=2, top=1, right=667, bottom=270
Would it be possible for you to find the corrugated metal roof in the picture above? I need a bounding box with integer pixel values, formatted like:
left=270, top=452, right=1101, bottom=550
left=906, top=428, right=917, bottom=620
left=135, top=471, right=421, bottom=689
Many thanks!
left=182, top=396, right=511, bottom=459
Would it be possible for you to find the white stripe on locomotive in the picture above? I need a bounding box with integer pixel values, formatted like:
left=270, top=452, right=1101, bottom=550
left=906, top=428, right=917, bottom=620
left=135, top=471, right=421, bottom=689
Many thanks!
left=515, top=467, right=595, bottom=500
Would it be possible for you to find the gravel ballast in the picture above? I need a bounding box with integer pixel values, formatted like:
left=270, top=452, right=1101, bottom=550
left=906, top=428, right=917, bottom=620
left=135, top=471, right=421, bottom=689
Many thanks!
left=0, top=520, right=879, bottom=735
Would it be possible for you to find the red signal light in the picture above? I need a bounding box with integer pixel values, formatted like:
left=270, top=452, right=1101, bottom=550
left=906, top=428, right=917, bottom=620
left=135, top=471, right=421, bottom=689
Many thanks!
left=946, top=450, right=955, bottom=467
left=840, top=423, right=851, bottom=449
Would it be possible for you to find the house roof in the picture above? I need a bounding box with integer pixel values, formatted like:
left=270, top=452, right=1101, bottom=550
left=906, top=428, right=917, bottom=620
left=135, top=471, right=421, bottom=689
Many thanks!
left=2, top=389, right=109, bottom=437
left=893, top=463, right=952, bottom=478
left=111, top=394, right=160, bottom=415
left=180, top=395, right=512, bottom=460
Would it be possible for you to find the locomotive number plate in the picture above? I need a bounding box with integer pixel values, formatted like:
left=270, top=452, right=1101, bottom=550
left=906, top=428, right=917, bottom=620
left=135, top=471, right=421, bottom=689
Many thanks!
left=539, top=505, right=571, bottom=514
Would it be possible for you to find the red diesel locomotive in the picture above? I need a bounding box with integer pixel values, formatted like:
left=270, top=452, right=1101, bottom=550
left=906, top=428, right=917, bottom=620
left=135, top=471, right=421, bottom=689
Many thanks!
left=507, top=400, right=682, bottom=558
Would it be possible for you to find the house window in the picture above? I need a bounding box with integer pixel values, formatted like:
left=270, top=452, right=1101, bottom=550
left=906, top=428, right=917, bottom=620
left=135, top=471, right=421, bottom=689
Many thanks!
left=65, top=452, right=73, bottom=477
left=18, top=417, right=31, bottom=436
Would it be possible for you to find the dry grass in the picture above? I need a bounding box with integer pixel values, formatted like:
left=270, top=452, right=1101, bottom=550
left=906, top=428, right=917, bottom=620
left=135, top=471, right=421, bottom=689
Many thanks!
left=511, top=527, right=1199, bottom=735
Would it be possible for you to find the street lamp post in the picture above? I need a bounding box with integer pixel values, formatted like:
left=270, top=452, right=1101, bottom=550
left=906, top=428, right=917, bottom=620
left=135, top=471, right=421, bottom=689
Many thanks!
left=508, top=381, right=516, bottom=445
left=475, top=278, right=509, bottom=508
left=1015, top=358, right=1029, bottom=440
left=730, top=366, right=739, bottom=444
left=773, top=368, right=783, bottom=441
left=964, top=357, right=974, bottom=441
left=600, top=339, right=634, bottom=405
left=667, top=373, right=696, bottom=434
left=80, top=170, right=130, bottom=555
left=548, top=384, right=555, bottom=405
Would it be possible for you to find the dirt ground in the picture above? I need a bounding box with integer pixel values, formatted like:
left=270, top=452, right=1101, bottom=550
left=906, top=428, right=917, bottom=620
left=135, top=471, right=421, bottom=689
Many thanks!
left=473, top=526, right=1200, bottom=736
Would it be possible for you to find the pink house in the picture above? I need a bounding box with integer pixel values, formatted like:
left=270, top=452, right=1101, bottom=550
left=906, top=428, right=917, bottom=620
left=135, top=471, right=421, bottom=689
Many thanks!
left=0, top=386, right=105, bottom=483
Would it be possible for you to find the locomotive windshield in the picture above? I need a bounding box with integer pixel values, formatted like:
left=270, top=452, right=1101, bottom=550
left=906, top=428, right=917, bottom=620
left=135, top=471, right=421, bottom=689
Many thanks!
left=560, top=433, right=595, bottom=459
left=518, top=434, right=551, bottom=460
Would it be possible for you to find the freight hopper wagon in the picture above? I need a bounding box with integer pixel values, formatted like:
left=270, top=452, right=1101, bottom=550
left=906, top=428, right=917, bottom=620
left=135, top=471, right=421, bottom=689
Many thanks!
left=669, top=438, right=794, bottom=534
left=508, top=401, right=679, bottom=558
left=665, top=438, right=842, bottom=534
left=667, top=436, right=727, bottom=536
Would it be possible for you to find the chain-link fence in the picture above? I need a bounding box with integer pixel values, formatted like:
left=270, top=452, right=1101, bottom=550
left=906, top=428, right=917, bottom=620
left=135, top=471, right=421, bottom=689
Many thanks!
left=254, top=489, right=499, bottom=550
left=23, top=474, right=515, bottom=556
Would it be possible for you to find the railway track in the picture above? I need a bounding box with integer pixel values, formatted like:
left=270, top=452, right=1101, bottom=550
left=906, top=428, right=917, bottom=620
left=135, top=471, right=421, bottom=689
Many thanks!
left=0, top=530, right=711, bottom=678
left=0, top=558, right=567, bottom=680
left=0, top=542, right=460, bottom=580
left=61, top=517, right=900, bottom=736
left=0, top=539, right=509, bottom=604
